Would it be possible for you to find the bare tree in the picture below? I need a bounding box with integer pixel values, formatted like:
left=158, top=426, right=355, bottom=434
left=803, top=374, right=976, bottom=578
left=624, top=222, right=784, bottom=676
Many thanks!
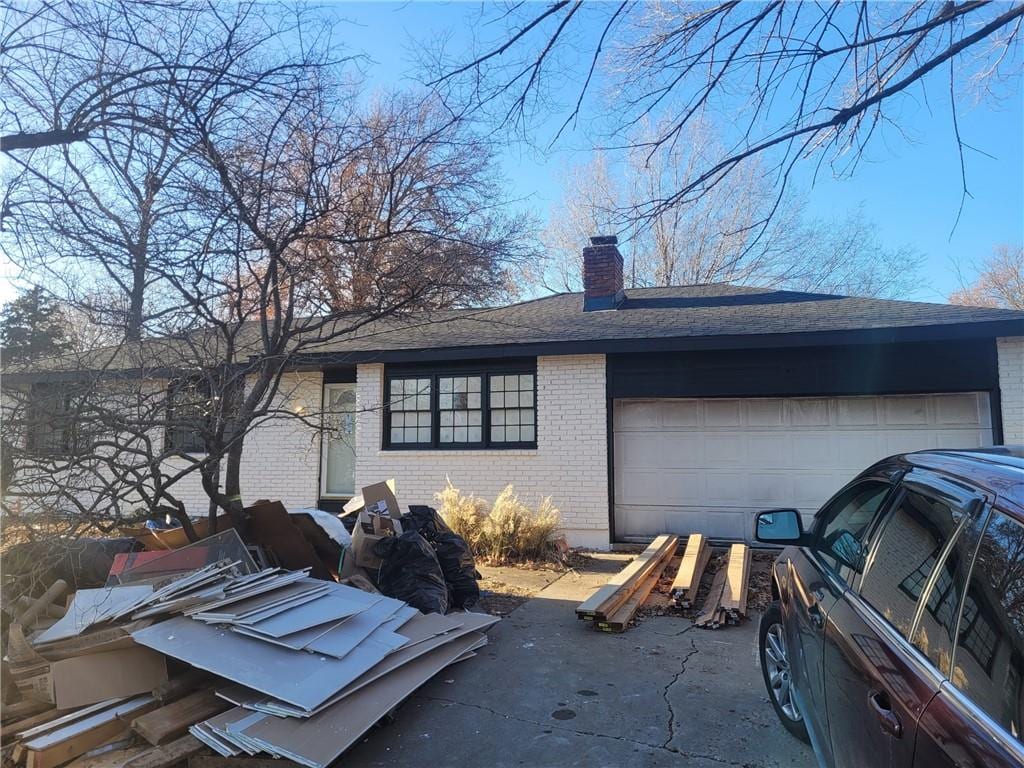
left=950, top=244, right=1024, bottom=309
left=431, top=2, right=1024, bottom=235
left=1, top=0, right=529, bottom=540
left=540, top=117, right=922, bottom=298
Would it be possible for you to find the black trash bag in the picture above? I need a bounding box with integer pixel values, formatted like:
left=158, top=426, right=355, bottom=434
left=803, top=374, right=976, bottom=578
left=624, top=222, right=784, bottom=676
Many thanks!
left=403, top=505, right=452, bottom=538
left=431, top=531, right=480, bottom=610
left=373, top=531, right=449, bottom=614
left=405, top=505, right=480, bottom=610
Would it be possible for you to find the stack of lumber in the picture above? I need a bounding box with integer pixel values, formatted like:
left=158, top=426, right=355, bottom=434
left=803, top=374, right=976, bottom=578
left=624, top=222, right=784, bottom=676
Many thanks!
left=693, top=543, right=751, bottom=629
left=5, top=560, right=499, bottom=768
left=669, top=534, right=711, bottom=608
left=575, top=535, right=678, bottom=633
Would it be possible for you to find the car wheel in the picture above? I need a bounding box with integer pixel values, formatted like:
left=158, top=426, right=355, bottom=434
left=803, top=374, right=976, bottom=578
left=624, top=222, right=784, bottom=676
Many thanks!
left=760, top=601, right=810, bottom=744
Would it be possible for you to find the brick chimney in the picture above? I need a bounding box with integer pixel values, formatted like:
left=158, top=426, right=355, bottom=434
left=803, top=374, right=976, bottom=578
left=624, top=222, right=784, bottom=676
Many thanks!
left=582, top=235, right=624, bottom=311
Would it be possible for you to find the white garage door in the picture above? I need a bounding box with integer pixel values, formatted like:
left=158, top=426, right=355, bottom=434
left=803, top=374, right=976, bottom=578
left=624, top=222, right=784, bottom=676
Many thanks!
left=614, top=393, right=993, bottom=542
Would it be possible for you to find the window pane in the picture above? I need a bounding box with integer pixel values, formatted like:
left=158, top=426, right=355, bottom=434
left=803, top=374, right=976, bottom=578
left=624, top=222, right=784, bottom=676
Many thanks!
left=860, top=486, right=968, bottom=642
left=440, top=426, right=453, bottom=442
left=521, top=425, right=535, bottom=442
left=520, top=374, right=534, bottom=390
left=492, top=392, right=505, bottom=407
left=506, top=425, right=520, bottom=441
left=491, top=426, right=505, bottom=442
left=815, top=481, right=891, bottom=582
left=417, top=427, right=431, bottom=442
left=390, top=428, right=403, bottom=443
left=468, top=426, right=482, bottom=442
left=439, top=377, right=453, bottom=393
left=388, top=377, right=432, bottom=444
left=952, top=511, right=1024, bottom=742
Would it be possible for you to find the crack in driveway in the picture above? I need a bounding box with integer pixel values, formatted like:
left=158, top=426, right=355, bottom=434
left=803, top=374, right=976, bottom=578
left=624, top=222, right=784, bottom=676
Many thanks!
left=662, top=631, right=700, bottom=749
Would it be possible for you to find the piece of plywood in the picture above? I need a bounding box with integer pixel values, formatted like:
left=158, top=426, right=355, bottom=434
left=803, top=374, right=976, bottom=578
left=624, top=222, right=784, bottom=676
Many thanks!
left=35, top=587, right=153, bottom=645
left=576, top=535, right=677, bottom=620
left=132, top=689, right=230, bottom=746
left=132, top=615, right=402, bottom=712
left=239, top=632, right=486, bottom=768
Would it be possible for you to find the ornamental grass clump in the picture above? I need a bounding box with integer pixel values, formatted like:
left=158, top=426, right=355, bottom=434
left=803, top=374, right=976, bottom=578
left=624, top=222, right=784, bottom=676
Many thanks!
left=435, top=480, right=561, bottom=565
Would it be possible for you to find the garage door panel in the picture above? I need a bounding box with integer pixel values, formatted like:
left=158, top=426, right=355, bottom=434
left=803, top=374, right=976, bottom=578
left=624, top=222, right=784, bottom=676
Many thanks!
left=614, top=393, right=993, bottom=541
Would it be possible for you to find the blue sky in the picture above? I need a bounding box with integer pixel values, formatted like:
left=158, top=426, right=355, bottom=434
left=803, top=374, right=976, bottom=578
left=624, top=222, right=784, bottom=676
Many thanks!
left=2, top=2, right=1020, bottom=305
left=337, top=1, right=1024, bottom=303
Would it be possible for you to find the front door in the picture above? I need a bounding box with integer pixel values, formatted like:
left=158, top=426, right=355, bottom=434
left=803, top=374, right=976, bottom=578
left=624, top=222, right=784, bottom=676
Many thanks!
left=321, top=383, right=356, bottom=499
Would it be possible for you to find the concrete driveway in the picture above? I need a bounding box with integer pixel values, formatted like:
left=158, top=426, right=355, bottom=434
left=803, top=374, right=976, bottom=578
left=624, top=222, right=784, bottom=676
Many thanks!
left=345, top=557, right=816, bottom=768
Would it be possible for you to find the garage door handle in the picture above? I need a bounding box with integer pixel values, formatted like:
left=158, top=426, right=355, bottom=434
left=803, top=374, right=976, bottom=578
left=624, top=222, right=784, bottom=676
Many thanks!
left=869, top=690, right=902, bottom=739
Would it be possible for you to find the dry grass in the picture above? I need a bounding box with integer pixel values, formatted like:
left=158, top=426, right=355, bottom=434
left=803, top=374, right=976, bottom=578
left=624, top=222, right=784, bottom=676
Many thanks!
left=435, top=480, right=561, bottom=565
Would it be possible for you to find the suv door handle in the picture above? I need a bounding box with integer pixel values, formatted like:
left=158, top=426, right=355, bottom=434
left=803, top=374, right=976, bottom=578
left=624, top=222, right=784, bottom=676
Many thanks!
left=868, top=690, right=903, bottom=738
left=807, top=601, right=825, bottom=629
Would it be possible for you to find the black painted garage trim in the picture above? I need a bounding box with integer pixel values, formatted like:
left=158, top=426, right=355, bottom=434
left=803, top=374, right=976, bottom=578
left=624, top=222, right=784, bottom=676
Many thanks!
left=604, top=339, right=1003, bottom=544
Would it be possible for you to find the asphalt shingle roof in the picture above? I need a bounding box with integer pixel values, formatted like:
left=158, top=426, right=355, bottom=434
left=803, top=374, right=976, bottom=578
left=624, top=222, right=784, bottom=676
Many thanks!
left=305, top=284, right=1024, bottom=356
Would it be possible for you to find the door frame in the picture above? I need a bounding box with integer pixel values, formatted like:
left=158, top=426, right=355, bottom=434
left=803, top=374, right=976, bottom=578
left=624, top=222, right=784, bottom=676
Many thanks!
left=319, top=381, right=357, bottom=500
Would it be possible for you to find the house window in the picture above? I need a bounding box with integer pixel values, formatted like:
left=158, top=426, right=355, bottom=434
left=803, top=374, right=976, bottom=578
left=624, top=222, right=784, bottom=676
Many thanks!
left=166, top=378, right=211, bottom=454
left=27, top=383, right=88, bottom=456
left=438, top=376, right=482, bottom=444
left=384, top=366, right=537, bottom=450
left=489, top=374, right=535, bottom=444
left=388, top=377, right=432, bottom=445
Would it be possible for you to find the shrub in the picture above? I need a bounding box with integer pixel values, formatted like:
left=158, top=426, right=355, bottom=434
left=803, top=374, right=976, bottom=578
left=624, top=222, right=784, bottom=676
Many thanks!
left=435, top=480, right=561, bottom=565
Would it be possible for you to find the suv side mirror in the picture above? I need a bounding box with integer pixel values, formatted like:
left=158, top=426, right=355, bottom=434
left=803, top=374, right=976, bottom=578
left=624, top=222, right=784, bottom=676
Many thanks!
left=755, top=508, right=804, bottom=544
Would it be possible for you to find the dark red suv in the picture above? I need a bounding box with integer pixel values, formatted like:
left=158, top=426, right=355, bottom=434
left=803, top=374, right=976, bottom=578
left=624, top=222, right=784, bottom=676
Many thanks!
left=755, top=447, right=1024, bottom=768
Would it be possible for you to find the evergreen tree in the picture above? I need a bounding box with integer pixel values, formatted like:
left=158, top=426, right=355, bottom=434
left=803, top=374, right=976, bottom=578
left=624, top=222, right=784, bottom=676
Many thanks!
left=0, top=287, right=72, bottom=362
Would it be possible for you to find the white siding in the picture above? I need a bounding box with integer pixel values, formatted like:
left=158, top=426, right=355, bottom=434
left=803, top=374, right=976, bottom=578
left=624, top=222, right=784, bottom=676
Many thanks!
left=355, top=355, right=610, bottom=548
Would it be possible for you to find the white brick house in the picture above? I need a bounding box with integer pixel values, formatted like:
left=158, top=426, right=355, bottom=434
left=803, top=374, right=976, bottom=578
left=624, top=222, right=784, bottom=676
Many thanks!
left=7, top=238, right=1024, bottom=547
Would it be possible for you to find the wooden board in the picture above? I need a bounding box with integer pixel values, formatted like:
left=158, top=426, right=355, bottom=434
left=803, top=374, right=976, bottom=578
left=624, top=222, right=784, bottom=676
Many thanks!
left=671, top=534, right=712, bottom=607
left=66, top=746, right=148, bottom=768
left=720, top=544, right=752, bottom=615
left=1, top=699, right=52, bottom=724
left=132, top=689, right=230, bottom=746
left=594, top=556, right=670, bottom=633
left=694, top=564, right=729, bottom=628
left=0, top=708, right=60, bottom=741
left=576, top=535, right=678, bottom=620
left=121, top=734, right=207, bottom=768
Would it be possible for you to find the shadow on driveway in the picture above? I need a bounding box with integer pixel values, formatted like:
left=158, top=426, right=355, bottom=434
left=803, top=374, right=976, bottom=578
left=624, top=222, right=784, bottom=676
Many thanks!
left=342, top=559, right=816, bottom=767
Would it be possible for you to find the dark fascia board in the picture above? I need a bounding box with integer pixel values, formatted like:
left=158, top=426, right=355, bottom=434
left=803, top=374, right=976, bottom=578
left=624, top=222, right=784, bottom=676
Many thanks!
left=291, top=318, right=1024, bottom=366
left=8, top=319, right=1022, bottom=381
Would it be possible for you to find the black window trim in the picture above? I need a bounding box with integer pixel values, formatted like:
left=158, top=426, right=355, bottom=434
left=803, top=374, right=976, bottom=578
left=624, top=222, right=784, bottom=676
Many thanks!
left=383, top=363, right=538, bottom=451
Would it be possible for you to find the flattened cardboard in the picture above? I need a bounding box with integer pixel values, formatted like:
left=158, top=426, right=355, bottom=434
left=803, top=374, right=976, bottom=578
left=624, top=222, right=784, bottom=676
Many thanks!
left=51, top=647, right=168, bottom=710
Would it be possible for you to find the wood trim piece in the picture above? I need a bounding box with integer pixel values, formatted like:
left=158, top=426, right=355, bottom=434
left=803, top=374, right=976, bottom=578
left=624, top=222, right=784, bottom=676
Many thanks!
left=576, top=535, right=678, bottom=621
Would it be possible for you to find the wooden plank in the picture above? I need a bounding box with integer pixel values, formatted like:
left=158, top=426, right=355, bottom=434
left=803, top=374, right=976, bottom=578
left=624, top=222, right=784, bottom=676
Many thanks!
left=66, top=746, right=148, bottom=768
left=594, top=556, right=670, bottom=633
left=670, top=534, right=707, bottom=595
left=132, top=690, right=230, bottom=746
left=152, top=671, right=211, bottom=705
left=2, top=699, right=52, bottom=723
left=0, top=708, right=60, bottom=741
left=721, top=544, right=751, bottom=615
left=680, top=544, right=712, bottom=608
left=576, top=535, right=677, bottom=620
left=693, top=564, right=728, bottom=628
left=121, top=735, right=207, bottom=768
left=23, top=697, right=158, bottom=768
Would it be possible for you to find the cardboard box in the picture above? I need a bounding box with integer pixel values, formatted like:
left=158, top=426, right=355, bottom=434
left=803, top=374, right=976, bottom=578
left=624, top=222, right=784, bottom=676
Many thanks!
left=51, top=646, right=168, bottom=709
left=351, top=480, right=403, bottom=569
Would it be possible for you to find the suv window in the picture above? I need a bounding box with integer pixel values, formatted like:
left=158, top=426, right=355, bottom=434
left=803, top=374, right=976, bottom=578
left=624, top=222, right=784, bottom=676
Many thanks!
left=951, top=509, right=1024, bottom=743
left=814, top=480, right=892, bottom=584
left=859, top=478, right=981, bottom=648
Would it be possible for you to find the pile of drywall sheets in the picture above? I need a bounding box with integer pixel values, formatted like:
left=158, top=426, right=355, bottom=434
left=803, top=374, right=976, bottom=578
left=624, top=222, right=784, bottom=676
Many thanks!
left=124, top=568, right=499, bottom=766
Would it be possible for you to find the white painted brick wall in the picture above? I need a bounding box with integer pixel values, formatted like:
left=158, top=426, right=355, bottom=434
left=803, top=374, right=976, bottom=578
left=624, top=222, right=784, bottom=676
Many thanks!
left=355, top=355, right=611, bottom=548
left=165, top=372, right=325, bottom=513
left=4, top=372, right=324, bottom=518
left=998, top=337, right=1024, bottom=444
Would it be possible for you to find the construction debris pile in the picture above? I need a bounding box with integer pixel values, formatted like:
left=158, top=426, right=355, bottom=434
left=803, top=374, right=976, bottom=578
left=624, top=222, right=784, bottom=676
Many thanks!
left=2, top=490, right=495, bottom=768
left=575, top=534, right=753, bottom=633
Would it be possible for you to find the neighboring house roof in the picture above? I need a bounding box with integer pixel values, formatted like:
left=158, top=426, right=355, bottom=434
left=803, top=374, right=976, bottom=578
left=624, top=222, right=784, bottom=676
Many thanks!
left=8, top=284, right=1024, bottom=378
left=303, top=284, right=1024, bottom=361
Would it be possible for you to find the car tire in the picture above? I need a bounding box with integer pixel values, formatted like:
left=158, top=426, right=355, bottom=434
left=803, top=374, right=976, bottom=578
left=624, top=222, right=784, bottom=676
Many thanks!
left=759, top=601, right=811, bottom=744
